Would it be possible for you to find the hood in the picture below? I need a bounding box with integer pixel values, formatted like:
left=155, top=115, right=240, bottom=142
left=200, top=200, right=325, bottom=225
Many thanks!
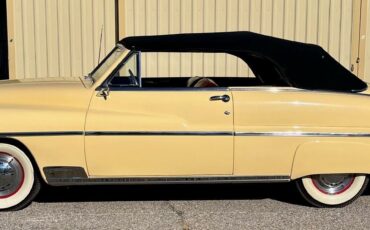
left=0, top=77, right=82, bottom=85
left=0, top=78, right=92, bottom=108
left=0, top=78, right=85, bottom=92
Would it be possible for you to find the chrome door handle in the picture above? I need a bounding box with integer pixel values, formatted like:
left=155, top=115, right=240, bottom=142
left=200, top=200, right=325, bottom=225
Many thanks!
left=210, top=95, right=230, bottom=102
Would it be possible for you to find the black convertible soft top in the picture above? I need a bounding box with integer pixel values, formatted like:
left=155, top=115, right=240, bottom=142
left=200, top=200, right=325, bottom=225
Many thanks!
left=120, top=32, right=367, bottom=92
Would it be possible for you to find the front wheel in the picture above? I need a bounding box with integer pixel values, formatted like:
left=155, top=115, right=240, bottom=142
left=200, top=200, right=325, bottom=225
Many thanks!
left=0, top=144, right=41, bottom=211
left=296, top=174, right=368, bottom=208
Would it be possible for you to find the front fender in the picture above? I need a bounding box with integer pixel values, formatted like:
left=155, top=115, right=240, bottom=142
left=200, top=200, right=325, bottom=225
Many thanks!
left=291, top=141, right=370, bottom=180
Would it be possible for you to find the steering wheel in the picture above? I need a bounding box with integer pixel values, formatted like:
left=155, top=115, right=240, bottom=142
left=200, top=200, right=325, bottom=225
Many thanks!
left=128, top=69, right=138, bottom=86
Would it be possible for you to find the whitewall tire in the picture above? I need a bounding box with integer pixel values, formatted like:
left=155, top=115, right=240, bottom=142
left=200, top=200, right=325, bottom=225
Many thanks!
left=296, top=174, right=368, bottom=208
left=0, top=144, right=40, bottom=211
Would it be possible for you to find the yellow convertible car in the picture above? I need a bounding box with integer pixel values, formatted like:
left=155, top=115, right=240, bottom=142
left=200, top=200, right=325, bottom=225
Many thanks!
left=1, top=32, right=370, bottom=210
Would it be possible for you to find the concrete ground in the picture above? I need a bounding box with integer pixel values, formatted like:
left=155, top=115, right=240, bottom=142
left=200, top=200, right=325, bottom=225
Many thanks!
left=1, top=183, right=370, bottom=230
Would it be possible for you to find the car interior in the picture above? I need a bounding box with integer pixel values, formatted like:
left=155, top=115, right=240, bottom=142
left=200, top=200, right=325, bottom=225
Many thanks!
left=107, top=51, right=290, bottom=89
left=109, top=76, right=288, bottom=88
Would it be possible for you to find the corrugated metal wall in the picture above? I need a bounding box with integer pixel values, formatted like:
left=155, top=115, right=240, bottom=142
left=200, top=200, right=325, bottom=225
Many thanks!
left=365, top=1, right=370, bottom=81
left=123, top=0, right=357, bottom=78
left=12, top=0, right=116, bottom=79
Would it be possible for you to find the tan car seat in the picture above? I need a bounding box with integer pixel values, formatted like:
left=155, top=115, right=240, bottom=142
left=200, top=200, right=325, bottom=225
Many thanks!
left=187, top=77, right=218, bottom=88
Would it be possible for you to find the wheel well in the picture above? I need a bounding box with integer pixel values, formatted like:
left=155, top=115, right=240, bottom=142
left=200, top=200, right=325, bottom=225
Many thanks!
left=0, top=137, right=43, bottom=181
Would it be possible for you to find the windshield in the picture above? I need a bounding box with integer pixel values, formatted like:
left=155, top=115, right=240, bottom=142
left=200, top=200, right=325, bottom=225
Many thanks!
left=81, top=45, right=125, bottom=87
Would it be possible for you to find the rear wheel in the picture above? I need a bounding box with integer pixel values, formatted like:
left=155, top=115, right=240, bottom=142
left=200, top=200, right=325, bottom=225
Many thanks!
left=296, top=174, right=368, bottom=208
left=0, top=144, right=40, bottom=211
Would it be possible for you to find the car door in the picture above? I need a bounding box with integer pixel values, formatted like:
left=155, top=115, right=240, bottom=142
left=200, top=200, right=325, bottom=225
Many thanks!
left=85, top=52, right=234, bottom=177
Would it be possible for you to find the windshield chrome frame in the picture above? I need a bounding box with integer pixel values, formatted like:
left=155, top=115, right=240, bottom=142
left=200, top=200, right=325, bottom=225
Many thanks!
left=90, top=44, right=125, bottom=77
left=81, top=44, right=127, bottom=89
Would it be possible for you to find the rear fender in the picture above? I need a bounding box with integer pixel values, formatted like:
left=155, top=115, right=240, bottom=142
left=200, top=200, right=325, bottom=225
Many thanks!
left=291, top=141, right=370, bottom=180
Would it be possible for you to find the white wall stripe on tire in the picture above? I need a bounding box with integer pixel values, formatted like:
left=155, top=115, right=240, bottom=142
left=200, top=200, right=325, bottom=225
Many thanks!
left=302, top=175, right=366, bottom=206
left=0, top=144, right=34, bottom=210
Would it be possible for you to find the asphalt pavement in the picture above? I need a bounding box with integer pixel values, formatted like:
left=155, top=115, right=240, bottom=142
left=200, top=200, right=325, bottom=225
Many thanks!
left=1, top=183, right=370, bottom=230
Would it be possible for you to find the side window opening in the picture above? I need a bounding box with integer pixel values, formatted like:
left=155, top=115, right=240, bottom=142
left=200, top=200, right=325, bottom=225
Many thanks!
left=108, top=51, right=289, bottom=89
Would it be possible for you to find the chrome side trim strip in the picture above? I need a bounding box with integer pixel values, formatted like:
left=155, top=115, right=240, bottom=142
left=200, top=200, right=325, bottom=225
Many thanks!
left=86, top=131, right=370, bottom=137
left=230, top=87, right=370, bottom=97
left=230, top=87, right=304, bottom=92
left=235, top=131, right=370, bottom=137
left=2, top=131, right=370, bottom=138
left=0, top=131, right=83, bottom=137
left=105, top=87, right=230, bottom=92
left=85, top=131, right=233, bottom=136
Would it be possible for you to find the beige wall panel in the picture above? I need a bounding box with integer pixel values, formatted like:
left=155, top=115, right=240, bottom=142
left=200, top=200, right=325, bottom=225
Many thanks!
left=12, top=0, right=116, bottom=79
left=192, top=0, right=204, bottom=77
left=272, top=0, right=284, bottom=38
left=237, top=0, right=251, bottom=77
left=14, top=0, right=25, bottom=77
left=169, top=0, right=181, bottom=77
left=203, top=0, right=216, bottom=77
left=306, top=0, right=319, bottom=44
left=157, top=0, right=170, bottom=77
left=261, top=0, right=273, bottom=35
left=9, top=0, right=362, bottom=79
left=357, top=0, right=367, bottom=78
left=22, top=0, right=37, bottom=78
left=365, top=0, right=370, bottom=81
left=70, top=0, right=83, bottom=77
left=284, top=0, right=296, bottom=40
left=180, top=0, right=192, bottom=77
left=318, top=0, right=330, bottom=50
left=46, top=0, right=60, bottom=78
left=226, top=0, right=238, bottom=77
left=105, top=0, right=116, bottom=54
left=295, top=0, right=307, bottom=42
left=329, top=0, right=342, bottom=61
left=124, top=0, right=134, bottom=35
left=123, top=0, right=358, bottom=79
left=57, top=0, right=72, bottom=77
left=92, top=0, right=106, bottom=66
left=250, top=0, right=262, bottom=33
left=133, top=0, right=146, bottom=76
left=215, top=0, right=227, bottom=76
left=144, top=0, right=158, bottom=77
left=34, top=0, right=48, bottom=78
left=340, top=0, right=353, bottom=69
left=81, top=0, right=95, bottom=76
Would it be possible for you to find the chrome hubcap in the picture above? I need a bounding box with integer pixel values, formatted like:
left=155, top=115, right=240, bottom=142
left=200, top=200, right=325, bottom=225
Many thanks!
left=311, top=174, right=355, bottom=195
left=0, top=153, right=24, bottom=198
